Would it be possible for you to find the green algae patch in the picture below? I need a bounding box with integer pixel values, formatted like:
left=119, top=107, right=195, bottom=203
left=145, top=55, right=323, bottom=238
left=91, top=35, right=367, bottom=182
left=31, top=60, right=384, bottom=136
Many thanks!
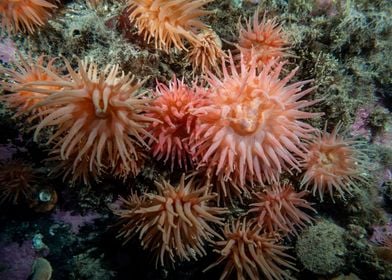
left=296, top=220, right=347, bottom=276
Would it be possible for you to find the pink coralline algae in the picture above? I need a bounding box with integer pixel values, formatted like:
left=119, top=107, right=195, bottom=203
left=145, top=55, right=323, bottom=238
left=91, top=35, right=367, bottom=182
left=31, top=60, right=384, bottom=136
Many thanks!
left=0, top=37, right=16, bottom=63
left=311, top=0, right=339, bottom=17
left=0, top=143, right=17, bottom=161
left=370, top=222, right=392, bottom=246
left=51, top=209, right=101, bottom=234
left=350, top=107, right=371, bottom=139
left=0, top=240, right=36, bottom=279
left=351, top=106, right=392, bottom=147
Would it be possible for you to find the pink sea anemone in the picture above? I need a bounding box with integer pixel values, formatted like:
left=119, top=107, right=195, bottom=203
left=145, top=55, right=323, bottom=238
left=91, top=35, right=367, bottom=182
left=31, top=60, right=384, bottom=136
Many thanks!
left=301, top=123, right=368, bottom=201
left=248, top=183, right=315, bottom=236
left=205, top=219, right=297, bottom=280
left=146, top=77, right=207, bottom=170
left=186, top=29, right=226, bottom=75
left=237, top=10, right=289, bottom=68
left=191, top=55, right=321, bottom=199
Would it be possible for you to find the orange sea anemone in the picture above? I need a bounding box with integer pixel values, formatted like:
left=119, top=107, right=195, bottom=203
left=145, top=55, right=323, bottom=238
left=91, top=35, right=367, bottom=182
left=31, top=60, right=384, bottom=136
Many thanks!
left=191, top=56, right=321, bottom=196
left=248, top=183, right=315, bottom=236
left=205, top=219, right=297, bottom=280
left=113, top=174, right=227, bottom=266
left=22, top=58, right=155, bottom=185
left=0, top=0, right=58, bottom=34
left=0, top=160, right=37, bottom=205
left=0, top=53, right=60, bottom=117
left=186, top=29, right=226, bottom=75
left=301, top=123, right=368, bottom=201
left=146, top=77, right=207, bottom=170
left=127, top=0, right=212, bottom=52
left=237, top=10, right=289, bottom=68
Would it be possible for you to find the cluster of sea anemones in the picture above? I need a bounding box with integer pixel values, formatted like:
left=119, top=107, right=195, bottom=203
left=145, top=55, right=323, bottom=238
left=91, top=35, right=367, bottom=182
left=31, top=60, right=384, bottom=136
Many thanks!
left=109, top=7, right=369, bottom=278
left=0, top=2, right=371, bottom=279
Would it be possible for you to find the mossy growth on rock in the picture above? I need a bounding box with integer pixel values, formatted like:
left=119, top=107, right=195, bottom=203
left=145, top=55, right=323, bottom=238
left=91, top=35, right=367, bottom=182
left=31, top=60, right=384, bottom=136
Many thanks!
left=296, top=220, right=347, bottom=276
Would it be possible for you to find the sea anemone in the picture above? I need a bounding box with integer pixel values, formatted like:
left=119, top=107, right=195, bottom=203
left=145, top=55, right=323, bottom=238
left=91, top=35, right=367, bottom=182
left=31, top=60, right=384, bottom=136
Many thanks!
left=22, top=58, right=155, bottom=185
left=248, top=183, right=315, bottom=236
left=113, top=174, right=227, bottom=266
left=146, top=77, right=207, bottom=170
left=0, top=0, right=58, bottom=34
left=191, top=55, right=320, bottom=196
left=205, top=219, right=297, bottom=280
left=0, top=53, right=60, bottom=117
left=0, top=160, right=37, bottom=205
left=237, top=10, right=289, bottom=68
left=300, top=123, right=368, bottom=201
left=186, top=29, right=226, bottom=75
left=127, top=0, right=212, bottom=52
left=205, top=172, right=247, bottom=205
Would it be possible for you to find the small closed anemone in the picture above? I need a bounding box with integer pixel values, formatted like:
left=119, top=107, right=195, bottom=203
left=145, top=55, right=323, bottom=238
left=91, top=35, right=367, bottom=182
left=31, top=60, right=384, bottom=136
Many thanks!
left=301, top=123, right=368, bottom=202
left=0, top=0, right=58, bottom=34
left=146, top=77, right=207, bottom=170
left=0, top=53, right=60, bottom=117
left=113, top=174, right=227, bottom=266
left=191, top=55, right=321, bottom=198
left=127, top=0, right=212, bottom=52
left=0, top=160, right=37, bottom=205
left=236, top=10, right=289, bottom=68
left=23, top=58, right=155, bottom=185
left=248, top=183, right=315, bottom=236
left=187, top=29, right=226, bottom=75
left=204, top=219, right=297, bottom=280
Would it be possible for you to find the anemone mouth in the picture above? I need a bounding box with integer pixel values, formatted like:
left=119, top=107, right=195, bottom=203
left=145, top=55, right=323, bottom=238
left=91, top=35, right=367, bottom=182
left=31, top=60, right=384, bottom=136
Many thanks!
left=94, top=109, right=107, bottom=118
left=230, top=117, right=259, bottom=135
left=91, top=86, right=112, bottom=118
left=317, top=144, right=351, bottom=169
left=227, top=102, right=262, bottom=136
left=319, top=151, right=339, bottom=166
